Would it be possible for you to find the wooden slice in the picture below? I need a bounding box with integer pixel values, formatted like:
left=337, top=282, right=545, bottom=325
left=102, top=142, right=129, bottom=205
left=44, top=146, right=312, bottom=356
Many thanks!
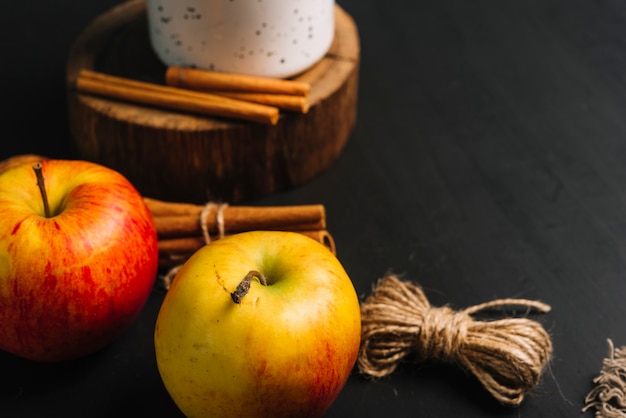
left=66, top=0, right=360, bottom=204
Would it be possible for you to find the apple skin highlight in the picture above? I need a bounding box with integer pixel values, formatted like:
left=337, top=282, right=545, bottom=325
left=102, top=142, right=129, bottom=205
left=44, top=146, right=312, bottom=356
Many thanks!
left=154, top=230, right=362, bottom=418
left=0, top=160, right=159, bottom=362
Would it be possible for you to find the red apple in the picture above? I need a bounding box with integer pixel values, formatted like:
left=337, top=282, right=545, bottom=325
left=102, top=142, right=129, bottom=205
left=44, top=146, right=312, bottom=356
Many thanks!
left=154, top=230, right=362, bottom=418
left=0, top=159, right=159, bottom=362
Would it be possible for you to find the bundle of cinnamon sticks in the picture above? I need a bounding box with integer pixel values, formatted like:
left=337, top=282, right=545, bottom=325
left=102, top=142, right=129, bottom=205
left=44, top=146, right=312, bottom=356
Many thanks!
left=75, top=66, right=311, bottom=125
left=145, top=197, right=336, bottom=269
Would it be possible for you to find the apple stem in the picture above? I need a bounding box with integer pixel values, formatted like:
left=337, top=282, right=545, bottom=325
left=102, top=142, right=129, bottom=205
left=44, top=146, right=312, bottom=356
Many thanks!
left=33, top=162, right=51, bottom=218
left=231, top=270, right=267, bottom=304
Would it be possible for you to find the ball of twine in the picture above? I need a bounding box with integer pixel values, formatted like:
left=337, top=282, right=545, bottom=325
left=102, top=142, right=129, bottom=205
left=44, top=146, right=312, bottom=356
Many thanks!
left=358, top=275, right=553, bottom=406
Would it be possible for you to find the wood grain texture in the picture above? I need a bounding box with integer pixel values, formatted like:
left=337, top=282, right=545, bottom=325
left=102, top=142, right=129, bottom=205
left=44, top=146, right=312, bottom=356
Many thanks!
left=66, top=0, right=359, bottom=203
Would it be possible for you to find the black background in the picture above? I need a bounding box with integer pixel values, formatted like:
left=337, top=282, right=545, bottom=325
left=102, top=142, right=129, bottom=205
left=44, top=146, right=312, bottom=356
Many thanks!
left=3, top=0, right=626, bottom=416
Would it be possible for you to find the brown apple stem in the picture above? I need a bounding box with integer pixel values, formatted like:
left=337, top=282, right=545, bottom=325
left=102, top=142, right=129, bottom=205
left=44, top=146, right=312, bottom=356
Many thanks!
left=231, top=270, right=268, bottom=304
left=32, top=162, right=51, bottom=218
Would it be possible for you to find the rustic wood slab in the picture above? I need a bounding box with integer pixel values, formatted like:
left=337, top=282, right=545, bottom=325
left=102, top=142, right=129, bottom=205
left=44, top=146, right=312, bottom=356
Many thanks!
left=66, top=0, right=360, bottom=204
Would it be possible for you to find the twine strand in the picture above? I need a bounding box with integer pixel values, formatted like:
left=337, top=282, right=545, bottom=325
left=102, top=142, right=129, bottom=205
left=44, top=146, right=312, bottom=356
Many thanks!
left=582, top=339, right=626, bottom=417
left=161, top=201, right=229, bottom=290
left=358, top=275, right=553, bottom=406
left=214, top=202, right=229, bottom=240
left=199, top=202, right=229, bottom=243
left=199, top=202, right=217, bottom=243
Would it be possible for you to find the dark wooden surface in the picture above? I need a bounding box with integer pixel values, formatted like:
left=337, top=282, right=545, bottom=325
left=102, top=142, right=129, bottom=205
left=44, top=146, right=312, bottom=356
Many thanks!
left=3, top=0, right=626, bottom=416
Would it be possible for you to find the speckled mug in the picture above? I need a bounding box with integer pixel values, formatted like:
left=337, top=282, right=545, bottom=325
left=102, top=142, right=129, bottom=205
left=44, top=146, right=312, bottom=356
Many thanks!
left=145, top=0, right=335, bottom=79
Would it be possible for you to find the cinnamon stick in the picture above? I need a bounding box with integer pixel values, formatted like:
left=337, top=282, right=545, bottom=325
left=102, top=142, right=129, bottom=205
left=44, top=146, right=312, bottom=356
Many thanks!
left=166, top=66, right=311, bottom=97
left=158, top=230, right=335, bottom=254
left=145, top=198, right=327, bottom=238
left=144, top=197, right=202, bottom=217
left=76, top=69, right=279, bottom=125
left=209, top=91, right=309, bottom=113
left=158, top=237, right=207, bottom=253
left=152, top=209, right=326, bottom=238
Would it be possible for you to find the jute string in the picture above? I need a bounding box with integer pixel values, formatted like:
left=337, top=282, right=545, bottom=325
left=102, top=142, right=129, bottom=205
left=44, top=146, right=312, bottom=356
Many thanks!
left=199, top=202, right=229, bottom=244
left=358, top=275, right=553, bottom=406
left=161, top=202, right=229, bottom=290
left=582, top=339, right=626, bottom=417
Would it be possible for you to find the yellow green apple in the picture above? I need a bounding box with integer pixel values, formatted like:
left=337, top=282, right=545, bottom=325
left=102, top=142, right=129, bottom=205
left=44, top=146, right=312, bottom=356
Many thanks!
left=0, top=159, right=159, bottom=362
left=154, top=230, right=361, bottom=418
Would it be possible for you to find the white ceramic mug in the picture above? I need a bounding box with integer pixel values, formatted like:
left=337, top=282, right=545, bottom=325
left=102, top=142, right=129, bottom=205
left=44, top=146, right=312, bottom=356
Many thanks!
left=145, top=0, right=335, bottom=79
